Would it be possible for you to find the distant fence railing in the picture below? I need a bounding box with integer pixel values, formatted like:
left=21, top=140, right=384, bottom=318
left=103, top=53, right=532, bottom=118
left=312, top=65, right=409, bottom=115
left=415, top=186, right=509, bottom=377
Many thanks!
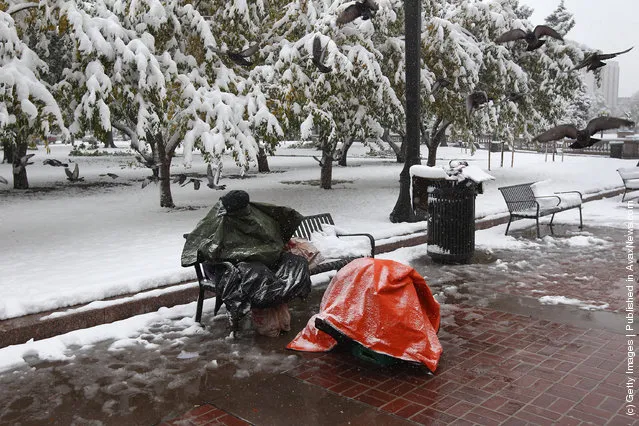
left=471, top=135, right=611, bottom=156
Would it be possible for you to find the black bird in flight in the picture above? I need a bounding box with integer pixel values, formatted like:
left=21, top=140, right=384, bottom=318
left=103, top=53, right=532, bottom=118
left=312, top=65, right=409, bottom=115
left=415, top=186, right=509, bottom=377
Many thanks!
left=207, top=163, right=226, bottom=190
left=43, top=159, right=68, bottom=167
left=313, top=36, right=332, bottom=73
left=496, top=25, right=563, bottom=51
left=466, top=91, right=490, bottom=119
left=336, top=0, right=379, bottom=25
left=573, top=47, right=633, bottom=72
left=208, top=43, right=261, bottom=67
left=182, top=178, right=202, bottom=190
left=533, top=116, right=636, bottom=148
left=13, top=153, right=35, bottom=174
left=65, top=163, right=84, bottom=182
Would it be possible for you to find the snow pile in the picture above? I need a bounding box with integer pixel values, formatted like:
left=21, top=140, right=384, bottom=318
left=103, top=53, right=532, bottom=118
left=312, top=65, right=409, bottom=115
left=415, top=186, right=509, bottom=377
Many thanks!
left=539, top=295, right=609, bottom=311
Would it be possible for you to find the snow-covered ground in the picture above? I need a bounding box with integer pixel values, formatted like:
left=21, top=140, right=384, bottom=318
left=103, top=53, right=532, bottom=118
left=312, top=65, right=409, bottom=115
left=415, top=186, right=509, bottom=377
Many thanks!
left=0, top=141, right=635, bottom=320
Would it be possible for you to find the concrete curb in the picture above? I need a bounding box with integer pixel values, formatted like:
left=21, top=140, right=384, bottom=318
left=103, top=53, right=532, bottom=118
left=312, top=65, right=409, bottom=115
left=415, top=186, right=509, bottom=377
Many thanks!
left=0, top=187, right=625, bottom=348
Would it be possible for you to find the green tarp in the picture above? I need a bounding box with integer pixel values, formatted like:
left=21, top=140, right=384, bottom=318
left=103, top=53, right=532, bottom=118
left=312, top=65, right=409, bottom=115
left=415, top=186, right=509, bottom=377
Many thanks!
left=181, top=200, right=304, bottom=268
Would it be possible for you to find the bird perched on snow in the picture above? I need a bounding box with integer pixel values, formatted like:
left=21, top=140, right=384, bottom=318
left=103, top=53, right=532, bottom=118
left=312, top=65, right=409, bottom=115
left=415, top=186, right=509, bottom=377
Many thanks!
left=0, top=175, right=7, bottom=185
left=99, top=173, right=119, bottom=179
left=172, top=174, right=188, bottom=185
left=141, top=175, right=159, bottom=189
left=208, top=43, right=261, bottom=67
left=336, top=0, right=379, bottom=25
left=312, top=36, right=332, bottom=73
left=572, top=47, right=633, bottom=72
left=65, top=163, right=84, bottom=182
left=43, top=159, right=68, bottom=167
left=13, top=153, right=35, bottom=174
left=533, top=117, right=636, bottom=148
left=495, top=25, right=563, bottom=51
left=466, top=91, right=490, bottom=119
left=182, top=178, right=202, bottom=190
left=207, top=163, right=226, bottom=190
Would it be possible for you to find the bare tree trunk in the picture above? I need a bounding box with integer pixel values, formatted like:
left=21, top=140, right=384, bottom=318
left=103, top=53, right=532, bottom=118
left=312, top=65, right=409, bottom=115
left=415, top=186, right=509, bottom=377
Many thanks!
left=320, top=142, right=333, bottom=189
left=103, top=130, right=116, bottom=148
left=12, top=139, right=29, bottom=189
left=338, top=138, right=354, bottom=166
left=156, top=135, right=174, bottom=208
left=257, top=145, right=270, bottom=173
left=425, top=118, right=452, bottom=167
left=383, top=130, right=405, bottom=163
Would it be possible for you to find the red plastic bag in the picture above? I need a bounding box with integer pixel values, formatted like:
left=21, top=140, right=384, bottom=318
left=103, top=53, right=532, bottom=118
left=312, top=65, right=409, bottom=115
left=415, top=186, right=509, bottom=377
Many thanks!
left=285, top=238, right=325, bottom=270
left=251, top=303, right=291, bottom=337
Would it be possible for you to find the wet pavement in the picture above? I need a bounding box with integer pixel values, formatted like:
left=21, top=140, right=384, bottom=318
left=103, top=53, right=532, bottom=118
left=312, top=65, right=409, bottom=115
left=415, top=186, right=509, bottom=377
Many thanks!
left=0, top=225, right=636, bottom=425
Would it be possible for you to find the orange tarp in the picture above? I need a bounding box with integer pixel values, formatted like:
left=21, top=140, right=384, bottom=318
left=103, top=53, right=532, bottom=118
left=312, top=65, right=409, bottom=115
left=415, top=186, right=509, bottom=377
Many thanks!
left=287, top=258, right=442, bottom=372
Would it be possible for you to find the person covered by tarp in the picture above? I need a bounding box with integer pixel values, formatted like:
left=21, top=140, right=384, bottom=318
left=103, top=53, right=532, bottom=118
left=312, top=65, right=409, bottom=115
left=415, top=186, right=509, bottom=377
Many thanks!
left=287, top=258, right=442, bottom=372
left=181, top=190, right=312, bottom=332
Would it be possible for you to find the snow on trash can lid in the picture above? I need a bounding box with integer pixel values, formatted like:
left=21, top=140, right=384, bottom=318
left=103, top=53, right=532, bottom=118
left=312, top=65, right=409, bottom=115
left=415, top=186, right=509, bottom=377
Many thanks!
left=410, top=162, right=495, bottom=184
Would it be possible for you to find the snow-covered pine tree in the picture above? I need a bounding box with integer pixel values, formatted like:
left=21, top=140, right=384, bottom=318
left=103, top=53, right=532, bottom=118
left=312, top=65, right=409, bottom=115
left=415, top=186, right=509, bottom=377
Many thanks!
left=0, top=6, right=66, bottom=189
left=544, top=0, right=575, bottom=37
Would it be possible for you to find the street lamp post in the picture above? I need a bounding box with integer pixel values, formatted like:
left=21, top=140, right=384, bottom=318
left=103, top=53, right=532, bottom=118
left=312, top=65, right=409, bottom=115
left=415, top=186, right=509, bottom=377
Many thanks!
left=390, top=0, right=421, bottom=223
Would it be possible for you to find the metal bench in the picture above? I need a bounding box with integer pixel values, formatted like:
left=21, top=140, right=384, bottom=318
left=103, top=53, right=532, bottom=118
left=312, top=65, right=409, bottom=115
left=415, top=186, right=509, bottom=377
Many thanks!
left=187, top=213, right=375, bottom=324
left=617, top=168, right=639, bottom=202
left=498, top=182, right=583, bottom=238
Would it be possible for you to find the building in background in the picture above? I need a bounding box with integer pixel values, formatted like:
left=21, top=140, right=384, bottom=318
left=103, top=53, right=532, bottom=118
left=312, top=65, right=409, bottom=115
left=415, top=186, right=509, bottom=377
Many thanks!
left=583, top=61, right=620, bottom=113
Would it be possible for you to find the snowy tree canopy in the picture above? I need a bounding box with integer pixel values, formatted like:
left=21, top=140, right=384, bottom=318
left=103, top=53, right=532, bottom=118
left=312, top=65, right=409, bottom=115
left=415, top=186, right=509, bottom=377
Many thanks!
left=544, top=0, right=575, bottom=37
left=0, top=8, right=66, bottom=137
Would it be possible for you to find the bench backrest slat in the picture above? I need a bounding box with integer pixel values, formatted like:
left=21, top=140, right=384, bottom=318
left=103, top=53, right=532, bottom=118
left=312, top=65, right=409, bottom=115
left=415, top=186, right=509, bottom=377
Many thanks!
left=498, top=183, right=538, bottom=212
left=293, top=213, right=335, bottom=240
left=618, top=168, right=639, bottom=181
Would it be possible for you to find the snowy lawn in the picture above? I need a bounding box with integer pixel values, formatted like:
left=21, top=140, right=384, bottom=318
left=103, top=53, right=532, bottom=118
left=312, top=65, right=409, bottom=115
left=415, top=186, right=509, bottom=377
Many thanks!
left=0, top=142, right=635, bottom=320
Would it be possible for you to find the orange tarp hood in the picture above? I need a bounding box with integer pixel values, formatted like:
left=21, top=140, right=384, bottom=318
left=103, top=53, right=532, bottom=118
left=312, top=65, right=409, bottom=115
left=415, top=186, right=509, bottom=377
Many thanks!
left=287, top=258, right=442, bottom=372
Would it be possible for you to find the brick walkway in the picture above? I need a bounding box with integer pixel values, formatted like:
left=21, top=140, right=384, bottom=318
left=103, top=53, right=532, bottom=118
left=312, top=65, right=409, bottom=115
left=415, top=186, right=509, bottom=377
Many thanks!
left=164, top=302, right=632, bottom=425
left=287, top=305, right=629, bottom=425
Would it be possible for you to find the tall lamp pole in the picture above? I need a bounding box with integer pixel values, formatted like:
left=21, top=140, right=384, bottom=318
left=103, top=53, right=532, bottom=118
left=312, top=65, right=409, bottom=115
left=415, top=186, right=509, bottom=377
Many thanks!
left=390, top=0, right=421, bottom=222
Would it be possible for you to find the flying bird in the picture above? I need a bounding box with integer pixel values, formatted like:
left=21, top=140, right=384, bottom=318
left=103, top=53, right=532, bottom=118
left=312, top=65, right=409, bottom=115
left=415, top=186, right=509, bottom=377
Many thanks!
left=207, top=163, right=226, bottom=190
left=312, top=36, right=332, bottom=73
left=533, top=116, right=636, bottom=148
left=336, top=0, right=379, bottom=25
left=182, top=178, right=202, bottom=190
left=65, top=163, right=84, bottom=182
left=13, top=153, right=35, bottom=174
left=43, top=159, right=68, bottom=167
left=208, top=43, right=261, bottom=67
left=99, top=173, right=119, bottom=179
left=496, top=25, right=563, bottom=51
left=0, top=175, right=7, bottom=185
left=466, top=91, right=490, bottom=119
left=572, top=47, right=634, bottom=72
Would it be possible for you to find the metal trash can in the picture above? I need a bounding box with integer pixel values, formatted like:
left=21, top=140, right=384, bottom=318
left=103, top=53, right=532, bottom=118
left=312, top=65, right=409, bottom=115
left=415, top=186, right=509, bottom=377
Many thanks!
left=610, top=141, right=623, bottom=159
left=412, top=176, right=481, bottom=264
left=426, top=179, right=480, bottom=264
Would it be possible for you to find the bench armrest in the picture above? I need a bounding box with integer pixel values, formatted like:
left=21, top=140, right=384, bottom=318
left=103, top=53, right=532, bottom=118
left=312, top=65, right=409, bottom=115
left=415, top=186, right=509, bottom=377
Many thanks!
left=554, top=190, right=583, bottom=202
left=534, top=195, right=561, bottom=207
left=334, top=232, right=376, bottom=257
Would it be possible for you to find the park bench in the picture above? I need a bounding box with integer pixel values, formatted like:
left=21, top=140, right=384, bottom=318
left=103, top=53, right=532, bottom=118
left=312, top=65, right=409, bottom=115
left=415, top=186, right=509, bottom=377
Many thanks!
left=617, top=168, right=639, bottom=202
left=187, top=213, right=375, bottom=324
left=498, top=182, right=583, bottom=238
